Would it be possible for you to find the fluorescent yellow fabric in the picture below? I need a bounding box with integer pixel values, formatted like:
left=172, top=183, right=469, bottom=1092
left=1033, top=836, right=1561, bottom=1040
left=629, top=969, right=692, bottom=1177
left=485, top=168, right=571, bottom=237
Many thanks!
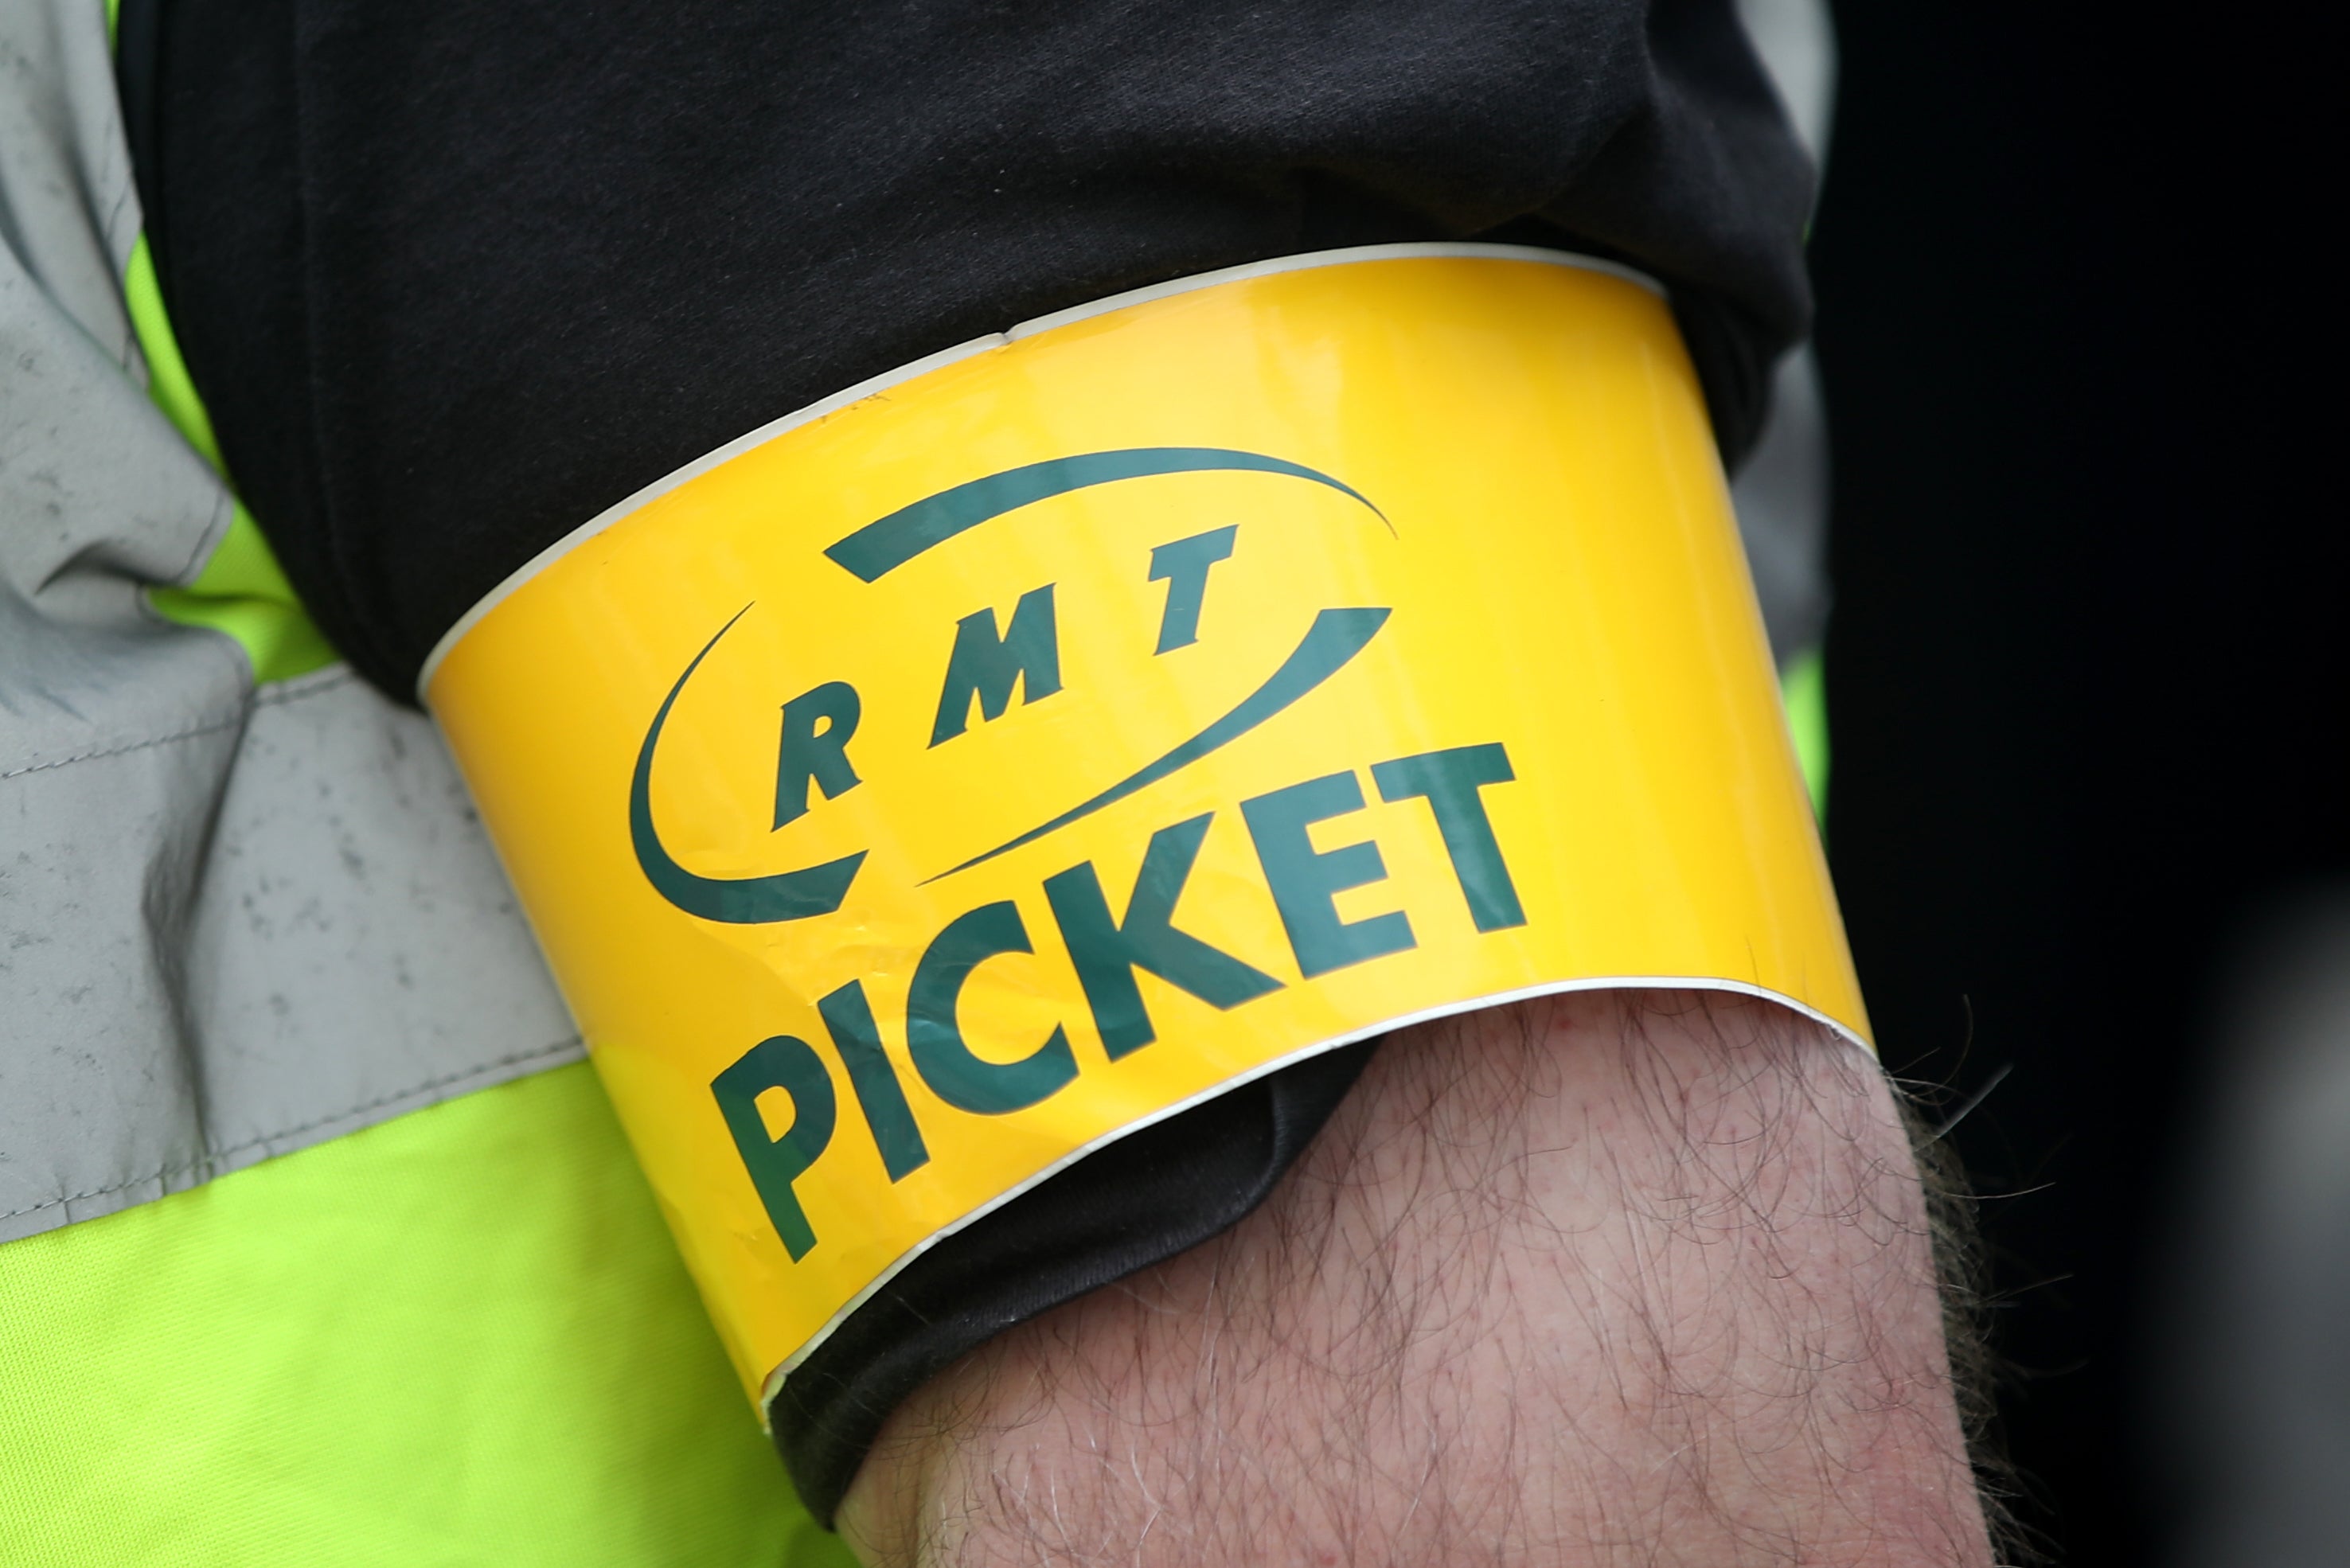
left=1781, top=646, right=1829, bottom=817
left=143, top=493, right=340, bottom=685
left=120, top=234, right=228, bottom=473
left=0, top=1063, right=853, bottom=1568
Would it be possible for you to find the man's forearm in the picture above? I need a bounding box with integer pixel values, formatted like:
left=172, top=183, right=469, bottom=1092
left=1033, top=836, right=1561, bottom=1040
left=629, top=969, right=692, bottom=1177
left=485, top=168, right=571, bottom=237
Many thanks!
left=839, top=990, right=1991, bottom=1566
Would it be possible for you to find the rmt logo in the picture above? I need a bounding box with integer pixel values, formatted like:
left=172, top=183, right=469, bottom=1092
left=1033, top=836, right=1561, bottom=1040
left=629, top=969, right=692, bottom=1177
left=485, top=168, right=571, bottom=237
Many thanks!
left=628, top=449, right=1525, bottom=1260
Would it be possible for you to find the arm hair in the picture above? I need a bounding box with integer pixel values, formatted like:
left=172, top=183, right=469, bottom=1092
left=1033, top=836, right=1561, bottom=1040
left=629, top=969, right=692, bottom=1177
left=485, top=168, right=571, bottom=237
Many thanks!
left=838, top=989, right=1995, bottom=1566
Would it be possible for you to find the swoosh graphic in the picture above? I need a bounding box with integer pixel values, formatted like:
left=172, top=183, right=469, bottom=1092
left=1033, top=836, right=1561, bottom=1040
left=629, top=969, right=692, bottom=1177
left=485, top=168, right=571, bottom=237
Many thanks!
left=826, top=448, right=1388, bottom=583
left=630, top=607, right=867, bottom=923
left=927, top=606, right=1392, bottom=882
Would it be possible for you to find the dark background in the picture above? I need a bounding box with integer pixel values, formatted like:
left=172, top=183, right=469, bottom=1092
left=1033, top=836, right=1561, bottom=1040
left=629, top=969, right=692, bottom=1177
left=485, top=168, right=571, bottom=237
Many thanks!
left=1813, top=2, right=2344, bottom=1562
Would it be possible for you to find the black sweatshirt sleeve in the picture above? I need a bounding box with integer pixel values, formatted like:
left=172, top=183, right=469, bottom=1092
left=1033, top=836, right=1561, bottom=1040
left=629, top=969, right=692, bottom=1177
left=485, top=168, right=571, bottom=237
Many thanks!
left=134, top=0, right=1811, bottom=1523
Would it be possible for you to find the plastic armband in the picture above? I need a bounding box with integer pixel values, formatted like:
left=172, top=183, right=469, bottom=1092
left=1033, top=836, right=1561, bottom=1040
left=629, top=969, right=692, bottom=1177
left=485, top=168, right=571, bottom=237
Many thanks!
left=422, top=244, right=1872, bottom=1417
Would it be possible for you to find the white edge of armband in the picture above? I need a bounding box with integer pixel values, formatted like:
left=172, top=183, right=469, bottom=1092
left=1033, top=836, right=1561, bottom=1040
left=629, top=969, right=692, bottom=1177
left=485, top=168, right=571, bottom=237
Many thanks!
left=415, top=243, right=1663, bottom=697
left=755, top=971, right=1868, bottom=1420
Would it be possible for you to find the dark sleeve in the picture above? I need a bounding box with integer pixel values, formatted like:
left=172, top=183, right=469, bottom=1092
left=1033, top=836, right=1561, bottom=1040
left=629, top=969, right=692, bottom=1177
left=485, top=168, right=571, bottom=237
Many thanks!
left=135, top=0, right=1811, bottom=1523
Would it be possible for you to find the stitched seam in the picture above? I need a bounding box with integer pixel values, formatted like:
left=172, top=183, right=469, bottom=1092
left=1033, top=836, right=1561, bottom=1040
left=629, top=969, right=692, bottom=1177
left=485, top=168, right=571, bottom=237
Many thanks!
left=252, top=666, right=356, bottom=708
left=104, top=182, right=142, bottom=369
left=0, top=712, right=244, bottom=780
left=0, top=662, right=360, bottom=785
left=0, top=1033, right=584, bottom=1221
left=171, top=490, right=236, bottom=588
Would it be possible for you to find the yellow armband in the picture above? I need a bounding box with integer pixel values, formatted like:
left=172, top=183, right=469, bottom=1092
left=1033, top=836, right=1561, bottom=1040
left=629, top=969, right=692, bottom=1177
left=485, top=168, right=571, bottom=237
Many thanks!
left=421, top=244, right=1869, bottom=1414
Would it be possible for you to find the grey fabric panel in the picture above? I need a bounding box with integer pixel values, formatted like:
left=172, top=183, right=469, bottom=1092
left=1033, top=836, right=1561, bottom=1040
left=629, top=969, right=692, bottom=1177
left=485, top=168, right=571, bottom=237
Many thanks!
left=181, top=667, right=580, bottom=1171
left=1, top=658, right=240, bottom=1232
left=1, top=0, right=578, bottom=1245
left=1735, top=0, right=1835, bottom=166
left=1730, top=347, right=1831, bottom=665
left=0, top=660, right=584, bottom=1244
left=2, top=0, right=244, bottom=1238
left=0, top=0, right=142, bottom=367
left=1729, top=0, right=1831, bottom=667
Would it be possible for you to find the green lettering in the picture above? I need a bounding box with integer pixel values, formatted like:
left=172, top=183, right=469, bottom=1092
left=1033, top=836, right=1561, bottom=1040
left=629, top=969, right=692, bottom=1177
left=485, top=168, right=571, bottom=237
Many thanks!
left=1147, top=525, right=1238, bottom=653
left=930, top=584, right=1062, bottom=746
left=773, top=680, right=863, bottom=829
left=1240, top=771, right=1416, bottom=978
left=1371, top=743, right=1526, bottom=931
left=908, top=901, right=1079, bottom=1114
left=816, top=980, right=931, bottom=1180
left=710, top=1035, right=837, bottom=1260
left=1042, top=812, right=1283, bottom=1059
